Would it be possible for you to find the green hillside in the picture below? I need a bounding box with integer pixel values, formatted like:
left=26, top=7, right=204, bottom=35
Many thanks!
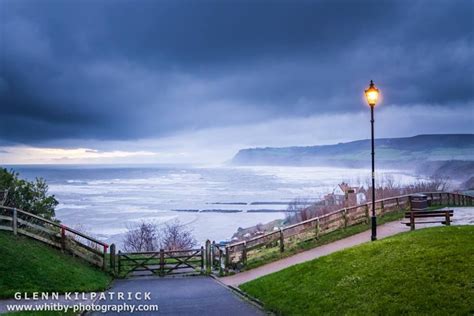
left=232, top=134, right=474, bottom=167
left=240, top=226, right=474, bottom=315
left=0, top=231, right=111, bottom=299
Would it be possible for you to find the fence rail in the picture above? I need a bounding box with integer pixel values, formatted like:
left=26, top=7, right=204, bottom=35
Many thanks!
left=223, top=192, right=473, bottom=269
left=0, top=191, right=472, bottom=274
left=0, top=206, right=109, bottom=270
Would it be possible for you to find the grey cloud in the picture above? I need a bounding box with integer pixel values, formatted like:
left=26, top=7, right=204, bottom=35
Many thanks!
left=0, top=0, right=472, bottom=145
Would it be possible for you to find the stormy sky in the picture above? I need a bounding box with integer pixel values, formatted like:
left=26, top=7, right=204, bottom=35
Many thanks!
left=0, top=0, right=473, bottom=164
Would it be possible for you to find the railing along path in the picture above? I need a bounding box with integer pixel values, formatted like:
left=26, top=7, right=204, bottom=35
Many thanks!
left=0, top=192, right=472, bottom=274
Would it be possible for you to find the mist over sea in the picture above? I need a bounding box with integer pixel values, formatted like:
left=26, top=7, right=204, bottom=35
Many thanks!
left=11, top=165, right=425, bottom=248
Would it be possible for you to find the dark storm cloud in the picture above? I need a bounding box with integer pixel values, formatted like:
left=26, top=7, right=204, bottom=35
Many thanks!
left=0, top=0, right=472, bottom=144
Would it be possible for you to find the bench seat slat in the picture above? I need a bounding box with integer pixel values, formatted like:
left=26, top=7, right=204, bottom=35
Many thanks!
left=405, top=210, right=453, bottom=214
left=404, top=214, right=453, bottom=218
left=403, top=221, right=447, bottom=225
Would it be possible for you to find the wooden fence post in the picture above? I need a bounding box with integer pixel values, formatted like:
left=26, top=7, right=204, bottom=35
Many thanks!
left=342, top=209, right=348, bottom=228
left=211, top=240, right=216, bottom=269
left=396, top=197, right=399, bottom=209
left=110, top=244, right=116, bottom=275
left=12, top=208, right=17, bottom=235
left=102, top=245, right=108, bottom=271
left=60, top=225, right=66, bottom=250
left=315, top=217, right=320, bottom=239
left=242, top=242, right=247, bottom=266
left=117, top=250, right=122, bottom=276
left=205, top=240, right=211, bottom=274
left=365, top=204, right=369, bottom=224
left=279, top=229, right=284, bottom=253
left=224, top=246, right=230, bottom=269
left=218, top=248, right=223, bottom=275
left=200, top=246, right=205, bottom=272
left=380, top=200, right=384, bottom=214
left=160, top=249, right=165, bottom=276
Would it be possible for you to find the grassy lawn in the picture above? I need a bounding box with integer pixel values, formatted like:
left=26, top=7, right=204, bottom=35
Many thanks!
left=0, top=231, right=112, bottom=299
left=240, top=225, right=474, bottom=315
left=244, top=209, right=405, bottom=270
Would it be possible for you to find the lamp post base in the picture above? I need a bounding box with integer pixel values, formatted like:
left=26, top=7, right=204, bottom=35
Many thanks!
left=371, top=216, right=377, bottom=241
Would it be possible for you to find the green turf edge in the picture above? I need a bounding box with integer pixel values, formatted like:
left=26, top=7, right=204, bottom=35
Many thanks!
left=0, top=231, right=112, bottom=299
left=240, top=225, right=474, bottom=315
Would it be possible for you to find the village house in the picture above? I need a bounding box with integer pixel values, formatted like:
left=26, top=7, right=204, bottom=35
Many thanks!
left=324, top=182, right=366, bottom=207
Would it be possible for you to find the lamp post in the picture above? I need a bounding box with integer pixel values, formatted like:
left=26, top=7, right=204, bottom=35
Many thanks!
left=365, top=80, right=380, bottom=241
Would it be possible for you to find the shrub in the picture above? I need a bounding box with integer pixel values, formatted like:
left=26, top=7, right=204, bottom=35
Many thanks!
left=0, top=168, right=58, bottom=219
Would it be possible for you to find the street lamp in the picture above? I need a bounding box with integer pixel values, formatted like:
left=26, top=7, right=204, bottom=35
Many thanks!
left=365, top=80, right=380, bottom=241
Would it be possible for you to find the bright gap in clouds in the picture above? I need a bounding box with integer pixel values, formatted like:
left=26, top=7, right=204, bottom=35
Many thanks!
left=1, top=104, right=473, bottom=165
left=0, top=147, right=158, bottom=165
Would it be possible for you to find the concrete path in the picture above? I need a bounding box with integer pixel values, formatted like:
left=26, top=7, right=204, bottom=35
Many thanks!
left=89, top=276, right=264, bottom=316
left=220, top=206, right=474, bottom=287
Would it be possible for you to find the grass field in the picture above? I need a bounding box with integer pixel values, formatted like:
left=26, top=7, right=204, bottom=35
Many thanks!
left=0, top=231, right=112, bottom=299
left=240, top=225, right=474, bottom=315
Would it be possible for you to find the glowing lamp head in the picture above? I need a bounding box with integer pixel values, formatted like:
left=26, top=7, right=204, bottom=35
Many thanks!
left=365, top=80, right=380, bottom=107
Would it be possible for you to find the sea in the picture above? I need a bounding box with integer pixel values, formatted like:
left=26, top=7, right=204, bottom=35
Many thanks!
left=9, top=165, right=425, bottom=248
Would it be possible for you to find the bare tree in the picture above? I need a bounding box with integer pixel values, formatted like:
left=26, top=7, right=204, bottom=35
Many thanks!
left=364, top=175, right=451, bottom=202
left=159, top=220, right=197, bottom=251
left=123, top=221, right=159, bottom=252
left=285, top=198, right=340, bottom=225
left=285, top=198, right=311, bottom=223
left=69, top=223, right=101, bottom=251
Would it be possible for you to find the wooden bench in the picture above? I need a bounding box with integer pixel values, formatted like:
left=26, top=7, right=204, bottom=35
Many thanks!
left=403, top=209, right=453, bottom=230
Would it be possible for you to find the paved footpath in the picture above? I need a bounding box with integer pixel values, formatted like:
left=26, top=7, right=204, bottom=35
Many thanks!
left=0, top=277, right=264, bottom=315
left=90, top=276, right=265, bottom=316
left=220, top=206, right=473, bottom=287
left=220, top=220, right=409, bottom=287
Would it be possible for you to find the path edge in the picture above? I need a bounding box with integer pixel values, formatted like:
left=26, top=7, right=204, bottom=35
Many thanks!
left=210, top=275, right=272, bottom=315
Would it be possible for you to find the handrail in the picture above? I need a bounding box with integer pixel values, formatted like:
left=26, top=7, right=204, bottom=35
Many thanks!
left=60, top=223, right=108, bottom=248
left=225, top=192, right=472, bottom=251
left=1, top=205, right=61, bottom=227
left=1, top=191, right=470, bottom=272
left=0, top=205, right=108, bottom=248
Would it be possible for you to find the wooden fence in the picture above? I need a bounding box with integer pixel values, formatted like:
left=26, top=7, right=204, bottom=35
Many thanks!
left=113, top=240, right=227, bottom=277
left=223, top=192, right=473, bottom=269
left=116, top=248, right=205, bottom=277
left=1, top=192, right=472, bottom=275
left=0, top=206, right=109, bottom=270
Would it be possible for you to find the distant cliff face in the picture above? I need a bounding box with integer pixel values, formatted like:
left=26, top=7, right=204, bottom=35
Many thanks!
left=231, top=134, right=474, bottom=168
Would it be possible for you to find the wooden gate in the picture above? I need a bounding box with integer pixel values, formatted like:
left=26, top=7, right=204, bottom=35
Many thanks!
left=117, top=248, right=205, bottom=277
